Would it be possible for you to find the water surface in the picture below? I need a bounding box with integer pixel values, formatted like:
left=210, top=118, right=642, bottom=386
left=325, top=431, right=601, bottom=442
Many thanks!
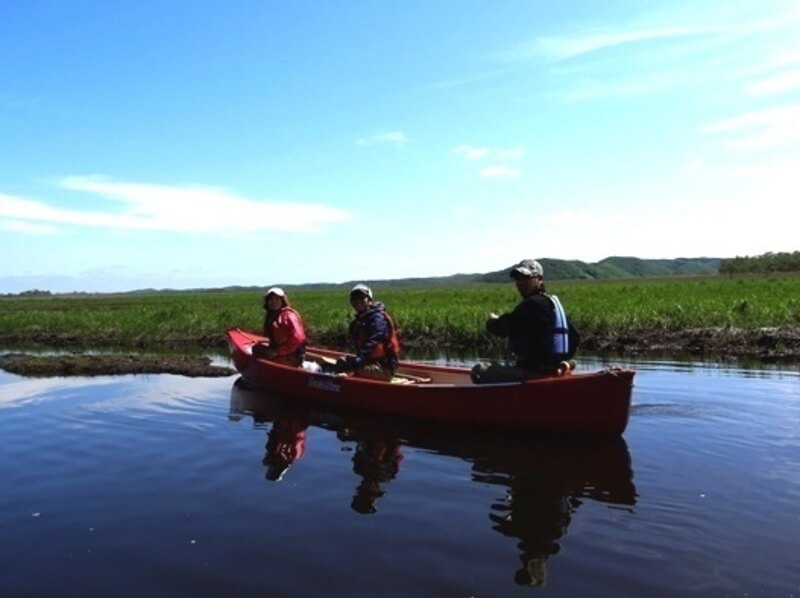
left=0, top=357, right=798, bottom=596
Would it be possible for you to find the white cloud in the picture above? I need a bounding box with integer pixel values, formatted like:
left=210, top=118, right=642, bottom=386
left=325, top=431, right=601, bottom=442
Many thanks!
left=553, top=74, right=688, bottom=101
left=490, top=190, right=796, bottom=262
left=454, top=145, right=524, bottom=161
left=538, top=27, right=711, bottom=59
left=761, top=52, right=800, bottom=70
left=0, top=178, right=351, bottom=235
left=747, top=69, right=800, bottom=95
left=703, top=104, right=800, bottom=150
left=0, top=377, right=117, bottom=408
left=0, top=218, right=58, bottom=235
left=680, top=159, right=704, bottom=174
left=727, top=159, right=800, bottom=192
left=453, top=144, right=489, bottom=160
left=454, top=145, right=526, bottom=178
left=498, top=24, right=722, bottom=64
left=429, top=67, right=518, bottom=90
left=480, top=165, right=521, bottom=178
left=497, top=6, right=800, bottom=102
left=461, top=155, right=799, bottom=262
left=502, top=6, right=800, bottom=64
left=356, top=131, right=409, bottom=147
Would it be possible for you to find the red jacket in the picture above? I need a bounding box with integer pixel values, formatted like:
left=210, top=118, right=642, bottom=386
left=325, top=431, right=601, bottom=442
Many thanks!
left=264, top=306, right=307, bottom=365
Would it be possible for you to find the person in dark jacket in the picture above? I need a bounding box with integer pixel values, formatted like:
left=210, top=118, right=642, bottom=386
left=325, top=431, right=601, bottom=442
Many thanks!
left=335, top=284, right=400, bottom=381
left=471, top=259, right=577, bottom=384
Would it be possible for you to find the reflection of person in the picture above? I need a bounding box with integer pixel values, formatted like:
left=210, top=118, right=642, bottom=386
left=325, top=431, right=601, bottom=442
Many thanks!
left=489, top=485, right=573, bottom=587
left=472, top=259, right=579, bottom=383
left=348, top=435, right=403, bottom=514
left=253, top=287, right=307, bottom=367
left=262, top=416, right=308, bottom=482
left=335, top=284, right=400, bottom=381
left=476, top=438, right=635, bottom=588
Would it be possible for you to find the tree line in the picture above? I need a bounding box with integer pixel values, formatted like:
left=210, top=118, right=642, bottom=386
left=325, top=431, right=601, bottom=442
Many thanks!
left=1, top=289, right=53, bottom=298
left=719, top=252, right=800, bottom=276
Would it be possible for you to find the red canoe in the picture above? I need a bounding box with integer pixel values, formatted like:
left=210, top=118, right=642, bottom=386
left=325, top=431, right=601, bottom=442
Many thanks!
left=226, top=328, right=635, bottom=437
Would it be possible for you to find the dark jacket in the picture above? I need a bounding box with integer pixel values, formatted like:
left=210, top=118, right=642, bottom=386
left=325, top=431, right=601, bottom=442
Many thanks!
left=348, top=302, right=399, bottom=370
left=486, top=291, right=558, bottom=370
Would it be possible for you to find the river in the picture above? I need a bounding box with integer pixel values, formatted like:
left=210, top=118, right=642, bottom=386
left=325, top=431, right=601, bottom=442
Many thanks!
left=0, top=356, right=798, bottom=596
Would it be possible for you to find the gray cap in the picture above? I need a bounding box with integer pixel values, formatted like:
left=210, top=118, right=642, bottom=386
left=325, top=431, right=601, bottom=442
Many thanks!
left=510, top=259, right=544, bottom=278
left=349, top=283, right=373, bottom=299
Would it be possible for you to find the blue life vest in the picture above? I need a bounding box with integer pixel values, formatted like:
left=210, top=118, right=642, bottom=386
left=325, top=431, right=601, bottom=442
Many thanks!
left=543, top=292, right=572, bottom=357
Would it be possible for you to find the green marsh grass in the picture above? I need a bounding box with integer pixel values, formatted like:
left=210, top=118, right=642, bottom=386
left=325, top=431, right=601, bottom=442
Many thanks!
left=1, top=276, right=799, bottom=349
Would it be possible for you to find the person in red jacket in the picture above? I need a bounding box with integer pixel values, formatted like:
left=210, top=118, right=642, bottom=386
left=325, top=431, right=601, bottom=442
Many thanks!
left=253, top=287, right=307, bottom=367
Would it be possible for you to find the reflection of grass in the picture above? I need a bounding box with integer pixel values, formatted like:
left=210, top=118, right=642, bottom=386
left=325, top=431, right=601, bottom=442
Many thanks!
left=1, top=276, right=799, bottom=349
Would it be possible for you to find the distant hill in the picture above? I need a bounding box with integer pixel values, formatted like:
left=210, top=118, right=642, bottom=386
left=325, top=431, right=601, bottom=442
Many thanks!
left=473, top=256, right=721, bottom=284
left=176, top=257, right=724, bottom=293
left=123, top=256, right=722, bottom=294
left=2, top=256, right=725, bottom=297
left=255, top=256, right=724, bottom=293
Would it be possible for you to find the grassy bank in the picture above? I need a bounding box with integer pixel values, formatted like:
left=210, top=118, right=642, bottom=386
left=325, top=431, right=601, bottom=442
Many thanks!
left=2, top=276, right=800, bottom=359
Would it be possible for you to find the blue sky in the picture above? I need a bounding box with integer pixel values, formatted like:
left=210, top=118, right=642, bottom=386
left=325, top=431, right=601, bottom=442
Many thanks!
left=2, top=0, right=799, bottom=293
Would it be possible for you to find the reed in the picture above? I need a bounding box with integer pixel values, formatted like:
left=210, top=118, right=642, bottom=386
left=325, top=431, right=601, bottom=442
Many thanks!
left=1, top=276, right=799, bottom=349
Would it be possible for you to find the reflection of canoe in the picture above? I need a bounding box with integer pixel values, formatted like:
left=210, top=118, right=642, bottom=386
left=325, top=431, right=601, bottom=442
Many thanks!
left=229, top=379, right=637, bottom=582
left=229, top=379, right=637, bottom=504
left=229, top=380, right=637, bottom=505
left=227, top=328, right=635, bottom=437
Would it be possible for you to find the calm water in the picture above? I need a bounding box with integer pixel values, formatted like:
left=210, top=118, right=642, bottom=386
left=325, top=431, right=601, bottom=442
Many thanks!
left=0, top=356, right=798, bottom=597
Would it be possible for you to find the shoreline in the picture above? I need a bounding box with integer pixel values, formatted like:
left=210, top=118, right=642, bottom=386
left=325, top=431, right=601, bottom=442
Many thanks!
left=576, top=326, right=800, bottom=363
left=384, top=326, right=800, bottom=364
left=1, top=326, right=799, bottom=377
left=0, top=353, right=236, bottom=377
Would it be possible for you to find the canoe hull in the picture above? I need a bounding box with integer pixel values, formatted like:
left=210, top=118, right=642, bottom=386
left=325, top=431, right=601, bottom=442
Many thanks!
left=227, top=328, right=634, bottom=437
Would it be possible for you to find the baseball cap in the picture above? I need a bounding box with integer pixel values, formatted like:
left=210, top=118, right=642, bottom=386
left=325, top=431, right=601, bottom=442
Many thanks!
left=264, top=287, right=286, bottom=298
left=510, top=259, right=544, bottom=278
left=349, top=283, right=373, bottom=299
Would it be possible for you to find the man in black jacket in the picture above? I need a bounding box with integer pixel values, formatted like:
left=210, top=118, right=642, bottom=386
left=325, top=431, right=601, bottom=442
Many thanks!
left=471, top=259, right=576, bottom=384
